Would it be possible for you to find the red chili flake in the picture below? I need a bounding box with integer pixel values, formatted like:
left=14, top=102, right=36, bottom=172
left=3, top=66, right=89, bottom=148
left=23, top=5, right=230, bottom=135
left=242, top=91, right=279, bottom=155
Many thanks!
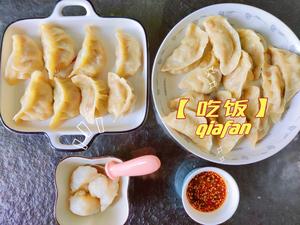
left=186, top=171, right=226, bottom=212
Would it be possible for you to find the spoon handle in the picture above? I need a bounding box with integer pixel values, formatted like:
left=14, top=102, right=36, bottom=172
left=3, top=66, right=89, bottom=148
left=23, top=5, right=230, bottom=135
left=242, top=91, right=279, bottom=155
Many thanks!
left=105, top=155, right=161, bottom=179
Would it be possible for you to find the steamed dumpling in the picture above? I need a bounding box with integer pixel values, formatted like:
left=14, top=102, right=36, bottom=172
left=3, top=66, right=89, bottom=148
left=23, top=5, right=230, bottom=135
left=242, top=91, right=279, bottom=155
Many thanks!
left=216, top=90, right=246, bottom=154
left=71, top=75, right=108, bottom=124
left=269, top=47, right=300, bottom=103
left=223, top=51, right=254, bottom=99
left=169, top=91, right=206, bottom=111
left=50, top=78, right=81, bottom=129
left=88, top=174, right=109, bottom=198
left=69, top=190, right=100, bottom=216
left=115, top=30, right=142, bottom=77
left=88, top=174, right=119, bottom=212
left=238, top=29, right=267, bottom=79
left=70, top=165, right=98, bottom=192
left=13, top=71, right=53, bottom=122
left=161, top=23, right=209, bottom=74
left=5, top=34, right=44, bottom=85
left=70, top=26, right=106, bottom=78
left=178, top=54, right=222, bottom=94
left=108, top=72, right=136, bottom=117
left=203, top=16, right=241, bottom=75
left=243, top=86, right=271, bottom=146
left=41, top=23, right=76, bottom=79
left=164, top=109, right=212, bottom=152
left=262, top=65, right=285, bottom=123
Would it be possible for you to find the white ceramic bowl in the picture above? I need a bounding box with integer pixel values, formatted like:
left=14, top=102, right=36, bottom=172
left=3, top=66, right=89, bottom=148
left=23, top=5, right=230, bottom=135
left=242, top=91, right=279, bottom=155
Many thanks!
left=152, top=3, right=300, bottom=165
left=55, top=156, right=129, bottom=225
left=182, top=167, right=239, bottom=225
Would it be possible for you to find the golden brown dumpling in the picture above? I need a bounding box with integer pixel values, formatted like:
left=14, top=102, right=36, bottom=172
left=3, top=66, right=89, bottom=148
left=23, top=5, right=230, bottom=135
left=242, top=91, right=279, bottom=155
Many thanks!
left=71, top=75, right=108, bottom=124
left=203, top=16, right=241, bottom=75
left=70, top=26, right=106, bottom=78
left=5, top=34, right=44, bottom=85
left=269, top=47, right=300, bottom=103
left=115, top=30, right=142, bottom=77
left=107, top=72, right=136, bottom=117
left=223, top=51, right=254, bottom=99
left=262, top=65, right=285, bottom=123
left=178, top=54, right=222, bottom=94
left=216, top=116, right=246, bottom=155
left=238, top=29, right=267, bottom=79
left=14, top=71, right=53, bottom=122
left=216, top=90, right=246, bottom=154
left=50, top=78, right=81, bottom=129
left=243, top=86, right=271, bottom=146
left=164, top=109, right=212, bottom=153
left=161, top=23, right=209, bottom=74
left=41, top=23, right=76, bottom=79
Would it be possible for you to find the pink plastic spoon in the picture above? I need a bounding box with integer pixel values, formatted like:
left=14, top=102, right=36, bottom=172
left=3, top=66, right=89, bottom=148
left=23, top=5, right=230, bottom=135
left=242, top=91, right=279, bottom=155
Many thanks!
left=104, top=155, right=161, bottom=180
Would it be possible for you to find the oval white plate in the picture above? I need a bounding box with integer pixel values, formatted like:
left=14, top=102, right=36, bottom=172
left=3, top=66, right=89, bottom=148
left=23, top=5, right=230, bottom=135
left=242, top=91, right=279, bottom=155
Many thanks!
left=152, top=3, right=300, bottom=165
left=182, top=167, right=239, bottom=225
left=55, top=156, right=129, bottom=225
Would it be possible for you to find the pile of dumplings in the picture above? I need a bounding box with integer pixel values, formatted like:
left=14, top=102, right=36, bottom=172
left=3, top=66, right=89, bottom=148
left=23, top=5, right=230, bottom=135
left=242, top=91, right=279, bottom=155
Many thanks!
left=162, top=15, right=300, bottom=155
left=69, top=165, right=119, bottom=216
left=5, top=24, right=141, bottom=128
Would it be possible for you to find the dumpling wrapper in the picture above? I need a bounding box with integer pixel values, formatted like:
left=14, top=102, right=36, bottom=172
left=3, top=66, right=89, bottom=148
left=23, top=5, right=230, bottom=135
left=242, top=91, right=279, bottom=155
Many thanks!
left=238, top=29, right=268, bottom=80
left=216, top=90, right=246, bottom=154
left=223, top=51, right=254, bottom=99
left=69, top=190, right=100, bottom=216
left=178, top=53, right=222, bottom=94
left=203, top=16, right=241, bottom=75
left=71, top=75, right=108, bottom=124
left=70, top=165, right=98, bottom=192
left=55, top=62, right=74, bottom=79
left=161, top=23, right=209, bottom=74
left=50, top=78, right=81, bottom=129
left=108, top=72, right=136, bottom=117
left=13, top=71, right=53, bottom=122
left=243, top=86, right=271, bottom=146
left=269, top=47, right=300, bottom=103
left=41, top=23, right=76, bottom=79
left=70, top=26, right=106, bottom=78
left=164, top=109, right=212, bottom=153
left=88, top=174, right=119, bottom=212
left=5, top=34, right=44, bottom=85
left=115, top=30, right=142, bottom=77
left=262, top=65, right=285, bottom=123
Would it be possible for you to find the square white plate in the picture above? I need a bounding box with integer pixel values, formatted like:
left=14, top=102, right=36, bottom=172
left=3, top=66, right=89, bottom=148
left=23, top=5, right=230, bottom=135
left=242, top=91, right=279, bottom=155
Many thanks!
left=0, top=0, right=148, bottom=150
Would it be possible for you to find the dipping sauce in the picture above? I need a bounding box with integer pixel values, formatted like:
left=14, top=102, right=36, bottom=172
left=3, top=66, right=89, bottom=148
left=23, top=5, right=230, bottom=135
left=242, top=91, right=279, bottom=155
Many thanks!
left=186, top=171, right=226, bottom=212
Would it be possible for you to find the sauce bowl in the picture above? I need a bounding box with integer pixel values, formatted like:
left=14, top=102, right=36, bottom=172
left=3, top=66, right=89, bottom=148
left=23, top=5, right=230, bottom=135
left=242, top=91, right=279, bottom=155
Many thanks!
left=182, top=167, right=239, bottom=225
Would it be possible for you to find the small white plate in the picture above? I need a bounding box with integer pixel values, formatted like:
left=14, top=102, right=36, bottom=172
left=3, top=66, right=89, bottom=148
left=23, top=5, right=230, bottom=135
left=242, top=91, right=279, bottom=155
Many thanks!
left=55, top=156, right=129, bottom=225
left=182, top=167, right=239, bottom=225
left=152, top=3, right=300, bottom=165
left=0, top=0, right=148, bottom=150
